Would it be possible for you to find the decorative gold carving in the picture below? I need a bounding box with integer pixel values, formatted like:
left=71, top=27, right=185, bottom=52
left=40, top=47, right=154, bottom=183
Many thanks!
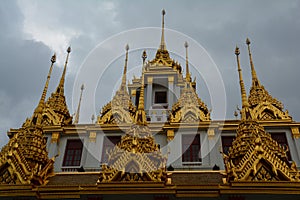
left=168, top=76, right=174, bottom=82
left=147, top=77, right=153, bottom=84
left=89, top=131, right=97, bottom=142
left=167, top=129, right=174, bottom=141
left=169, top=83, right=210, bottom=123
left=98, top=124, right=167, bottom=183
left=224, top=121, right=299, bottom=182
left=208, top=128, right=215, bottom=138
left=291, top=127, right=300, bottom=139
left=131, top=89, right=136, bottom=96
left=0, top=118, right=54, bottom=185
left=51, top=132, right=60, bottom=143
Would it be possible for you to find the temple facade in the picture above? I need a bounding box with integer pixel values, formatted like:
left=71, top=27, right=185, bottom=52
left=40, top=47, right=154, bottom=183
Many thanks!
left=1, top=10, right=300, bottom=200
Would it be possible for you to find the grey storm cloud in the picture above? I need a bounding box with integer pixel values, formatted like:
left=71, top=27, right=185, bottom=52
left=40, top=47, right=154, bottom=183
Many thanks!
left=0, top=0, right=300, bottom=148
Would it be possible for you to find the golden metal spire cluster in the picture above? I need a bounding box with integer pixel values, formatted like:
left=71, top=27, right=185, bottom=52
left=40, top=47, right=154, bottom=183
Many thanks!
left=222, top=42, right=299, bottom=183
left=45, top=47, right=73, bottom=125
left=98, top=45, right=136, bottom=125
left=236, top=38, right=291, bottom=121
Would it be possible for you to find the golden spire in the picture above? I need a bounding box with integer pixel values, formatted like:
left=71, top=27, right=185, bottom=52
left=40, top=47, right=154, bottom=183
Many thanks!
left=246, top=38, right=260, bottom=87
left=120, top=44, right=129, bottom=91
left=135, top=50, right=147, bottom=125
left=184, top=41, right=191, bottom=82
left=57, top=46, right=71, bottom=93
left=159, top=9, right=167, bottom=50
left=235, top=46, right=251, bottom=120
left=34, top=54, right=56, bottom=116
left=74, top=84, right=84, bottom=124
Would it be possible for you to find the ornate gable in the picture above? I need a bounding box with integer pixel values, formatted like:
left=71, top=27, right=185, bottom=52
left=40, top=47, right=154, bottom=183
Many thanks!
left=225, top=121, right=299, bottom=182
left=170, top=80, right=210, bottom=123
left=98, top=124, right=167, bottom=183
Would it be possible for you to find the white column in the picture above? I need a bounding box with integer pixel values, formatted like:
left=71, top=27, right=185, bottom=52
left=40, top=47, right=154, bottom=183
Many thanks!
left=146, top=77, right=153, bottom=110
left=168, top=76, right=174, bottom=110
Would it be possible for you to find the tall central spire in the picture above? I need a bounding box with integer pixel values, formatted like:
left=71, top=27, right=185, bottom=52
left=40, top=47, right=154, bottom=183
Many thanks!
left=120, top=44, right=129, bottom=91
left=235, top=46, right=251, bottom=120
left=246, top=38, right=260, bottom=87
left=159, top=9, right=167, bottom=50
left=184, top=41, right=191, bottom=82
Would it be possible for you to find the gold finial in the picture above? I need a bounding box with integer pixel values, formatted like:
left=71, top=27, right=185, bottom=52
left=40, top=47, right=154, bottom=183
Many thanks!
left=57, top=46, right=71, bottom=93
left=159, top=9, right=167, bottom=50
left=35, top=53, right=56, bottom=113
left=51, top=53, right=56, bottom=63
left=235, top=46, right=250, bottom=120
left=184, top=41, right=191, bottom=82
left=142, top=50, right=147, bottom=65
left=121, top=44, right=129, bottom=90
left=246, top=38, right=260, bottom=87
left=74, top=84, right=84, bottom=124
left=135, top=52, right=147, bottom=125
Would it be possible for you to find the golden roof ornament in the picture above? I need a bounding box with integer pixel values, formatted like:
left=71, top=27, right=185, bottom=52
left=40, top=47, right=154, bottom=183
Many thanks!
left=244, top=38, right=291, bottom=120
left=98, top=45, right=136, bottom=125
left=45, top=47, right=73, bottom=125
left=98, top=51, right=167, bottom=183
left=148, top=10, right=182, bottom=73
left=0, top=54, right=57, bottom=185
left=222, top=46, right=299, bottom=183
left=169, top=43, right=210, bottom=123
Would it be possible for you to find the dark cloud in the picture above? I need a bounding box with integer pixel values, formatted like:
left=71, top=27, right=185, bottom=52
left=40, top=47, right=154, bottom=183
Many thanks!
left=1, top=0, right=300, bottom=147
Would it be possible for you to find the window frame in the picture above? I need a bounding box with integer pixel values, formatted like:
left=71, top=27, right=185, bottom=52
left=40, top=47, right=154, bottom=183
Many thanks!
left=62, top=139, right=84, bottom=167
left=181, top=134, right=201, bottom=164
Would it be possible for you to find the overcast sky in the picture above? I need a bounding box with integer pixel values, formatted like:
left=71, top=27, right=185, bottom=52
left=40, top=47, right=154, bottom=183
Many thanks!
left=1, top=0, right=300, bottom=148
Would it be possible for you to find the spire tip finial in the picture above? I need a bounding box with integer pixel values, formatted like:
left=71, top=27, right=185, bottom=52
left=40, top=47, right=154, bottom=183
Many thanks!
left=184, top=41, right=188, bottom=48
left=162, top=9, right=166, bottom=15
left=67, top=46, right=71, bottom=53
left=51, top=53, right=56, bottom=63
left=235, top=46, right=240, bottom=55
left=125, top=44, right=129, bottom=51
left=246, top=38, right=251, bottom=45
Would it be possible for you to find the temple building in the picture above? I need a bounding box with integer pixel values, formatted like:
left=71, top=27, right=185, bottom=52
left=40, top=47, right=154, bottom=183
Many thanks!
left=1, top=10, right=300, bottom=200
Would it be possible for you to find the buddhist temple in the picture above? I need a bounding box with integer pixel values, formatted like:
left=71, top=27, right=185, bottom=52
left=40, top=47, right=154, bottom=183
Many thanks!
left=1, top=10, right=300, bottom=200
